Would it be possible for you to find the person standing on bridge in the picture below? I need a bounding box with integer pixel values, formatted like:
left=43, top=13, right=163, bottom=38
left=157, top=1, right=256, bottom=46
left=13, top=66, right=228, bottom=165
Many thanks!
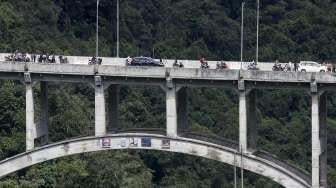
left=294, top=62, right=298, bottom=72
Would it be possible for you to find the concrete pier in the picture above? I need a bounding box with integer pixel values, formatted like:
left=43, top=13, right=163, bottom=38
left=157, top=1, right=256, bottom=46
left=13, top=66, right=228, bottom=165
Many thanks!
left=166, top=85, right=177, bottom=137
left=95, top=76, right=106, bottom=136
left=311, top=92, right=327, bottom=188
left=25, top=75, right=35, bottom=151
left=239, top=90, right=247, bottom=152
left=319, top=93, right=327, bottom=188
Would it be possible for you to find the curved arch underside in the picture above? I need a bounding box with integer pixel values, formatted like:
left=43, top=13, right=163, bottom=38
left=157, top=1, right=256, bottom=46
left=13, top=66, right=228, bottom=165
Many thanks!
left=0, top=133, right=310, bottom=188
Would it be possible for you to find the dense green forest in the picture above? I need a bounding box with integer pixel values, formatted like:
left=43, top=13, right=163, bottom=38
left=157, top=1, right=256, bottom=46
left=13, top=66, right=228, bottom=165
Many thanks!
left=1, top=0, right=336, bottom=187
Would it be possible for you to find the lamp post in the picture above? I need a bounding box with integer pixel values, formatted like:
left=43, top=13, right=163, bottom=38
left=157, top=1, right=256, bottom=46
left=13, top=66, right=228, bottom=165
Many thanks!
left=256, top=0, right=260, bottom=64
left=240, top=2, right=245, bottom=70
left=96, top=0, right=100, bottom=57
left=116, top=0, right=120, bottom=57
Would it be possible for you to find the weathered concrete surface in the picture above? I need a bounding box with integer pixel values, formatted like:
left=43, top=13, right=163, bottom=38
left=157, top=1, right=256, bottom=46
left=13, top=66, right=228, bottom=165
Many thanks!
left=25, top=82, right=35, bottom=151
left=95, top=76, right=106, bottom=136
left=239, top=90, right=247, bottom=153
left=311, top=93, right=328, bottom=188
left=166, top=86, right=178, bottom=137
left=0, top=62, right=336, bottom=88
left=0, top=134, right=310, bottom=188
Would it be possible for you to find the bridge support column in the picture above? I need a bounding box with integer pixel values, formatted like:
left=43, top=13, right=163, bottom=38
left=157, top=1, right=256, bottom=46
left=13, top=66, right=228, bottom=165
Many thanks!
left=95, top=76, right=106, bottom=136
left=239, top=90, right=247, bottom=153
left=177, top=87, right=188, bottom=132
left=107, top=85, right=119, bottom=130
left=166, top=85, right=177, bottom=137
left=25, top=74, right=35, bottom=151
left=38, top=81, right=48, bottom=145
left=311, top=92, right=328, bottom=188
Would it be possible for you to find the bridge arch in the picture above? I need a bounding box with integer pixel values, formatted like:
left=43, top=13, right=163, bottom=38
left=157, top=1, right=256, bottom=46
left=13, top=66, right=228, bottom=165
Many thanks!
left=0, top=133, right=310, bottom=188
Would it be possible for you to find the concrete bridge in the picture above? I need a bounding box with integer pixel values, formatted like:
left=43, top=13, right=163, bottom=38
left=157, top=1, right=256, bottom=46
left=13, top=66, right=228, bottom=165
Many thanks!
left=0, top=61, right=332, bottom=187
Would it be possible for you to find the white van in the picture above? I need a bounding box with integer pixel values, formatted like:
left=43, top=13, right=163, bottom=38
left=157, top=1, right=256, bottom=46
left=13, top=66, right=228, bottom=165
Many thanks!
left=298, top=61, right=327, bottom=72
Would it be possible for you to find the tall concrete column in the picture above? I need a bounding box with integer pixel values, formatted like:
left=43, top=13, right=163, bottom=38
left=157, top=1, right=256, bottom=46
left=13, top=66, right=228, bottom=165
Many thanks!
left=166, top=86, right=177, bottom=137
left=239, top=90, right=247, bottom=153
left=95, top=76, right=106, bottom=136
left=319, top=93, right=328, bottom=188
left=177, top=87, right=188, bottom=131
left=39, top=81, right=48, bottom=145
left=25, top=79, right=35, bottom=151
left=107, top=85, right=119, bottom=130
left=247, top=90, right=257, bottom=149
left=311, top=92, right=327, bottom=188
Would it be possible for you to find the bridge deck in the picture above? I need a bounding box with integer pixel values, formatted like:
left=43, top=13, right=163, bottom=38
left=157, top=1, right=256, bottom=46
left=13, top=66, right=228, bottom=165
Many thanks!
left=0, top=62, right=335, bottom=89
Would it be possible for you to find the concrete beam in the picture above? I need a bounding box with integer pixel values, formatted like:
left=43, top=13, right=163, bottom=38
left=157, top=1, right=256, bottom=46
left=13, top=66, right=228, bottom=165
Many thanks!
left=107, top=85, right=119, bottom=130
left=95, top=76, right=106, bottom=136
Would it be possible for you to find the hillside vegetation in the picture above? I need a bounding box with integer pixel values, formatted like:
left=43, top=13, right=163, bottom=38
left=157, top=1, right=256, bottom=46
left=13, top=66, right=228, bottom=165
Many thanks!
left=0, top=0, right=336, bottom=187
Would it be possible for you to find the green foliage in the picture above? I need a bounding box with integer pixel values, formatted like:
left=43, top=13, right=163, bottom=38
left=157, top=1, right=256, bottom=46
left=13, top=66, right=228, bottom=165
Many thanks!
left=1, top=0, right=336, bottom=187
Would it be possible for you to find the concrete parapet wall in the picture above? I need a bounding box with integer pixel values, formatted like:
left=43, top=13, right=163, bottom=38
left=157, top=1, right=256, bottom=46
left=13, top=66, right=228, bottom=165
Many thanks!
left=98, top=65, right=166, bottom=78
left=0, top=53, right=276, bottom=70
left=27, top=63, right=95, bottom=75
left=242, top=71, right=313, bottom=83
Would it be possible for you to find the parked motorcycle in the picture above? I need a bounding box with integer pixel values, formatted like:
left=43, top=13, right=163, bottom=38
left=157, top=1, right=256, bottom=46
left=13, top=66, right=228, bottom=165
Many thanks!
left=272, top=63, right=284, bottom=71
left=216, top=61, right=228, bottom=70
left=200, top=63, right=209, bottom=69
left=247, top=63, right=259, bottom=70
left=173, top=61, right=184, bottom=68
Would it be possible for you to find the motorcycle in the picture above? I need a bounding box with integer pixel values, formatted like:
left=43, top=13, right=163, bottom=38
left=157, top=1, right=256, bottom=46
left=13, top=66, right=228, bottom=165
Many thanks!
left=247, top=63, right=259, bottom=70
left=173, top=61, right=184, bottom=68
left=200, top=62, right=209, bottom=69
left=216, top=62, right=228, bottom=70
left=89, top=57, right=102, bottom=65
left=272, top=63, right=284, bottom=71
left=59, top=56, right=69, bottom=64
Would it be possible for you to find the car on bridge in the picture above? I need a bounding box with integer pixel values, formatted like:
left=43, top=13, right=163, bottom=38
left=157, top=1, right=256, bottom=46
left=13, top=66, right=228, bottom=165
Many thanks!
left=127, top=57, right=164, bottom=67
left=298, top=61, right=327, bottom=72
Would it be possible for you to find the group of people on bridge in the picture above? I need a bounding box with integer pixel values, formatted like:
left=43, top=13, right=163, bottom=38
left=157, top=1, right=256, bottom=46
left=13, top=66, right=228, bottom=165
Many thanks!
left=5, top=50, right=69, bottom=64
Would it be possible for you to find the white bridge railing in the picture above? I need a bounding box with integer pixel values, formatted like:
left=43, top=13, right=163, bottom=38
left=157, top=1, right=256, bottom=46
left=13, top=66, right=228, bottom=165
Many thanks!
left=0, top=53, right=277, bottom=71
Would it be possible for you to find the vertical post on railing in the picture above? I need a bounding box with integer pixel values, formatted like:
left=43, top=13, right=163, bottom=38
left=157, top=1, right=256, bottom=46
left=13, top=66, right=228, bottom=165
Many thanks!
left=95, top=76, right=106, bottom=136
left=25, top=73, right=35, bottom=151
left=116, top=0, right=120, bottom=57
